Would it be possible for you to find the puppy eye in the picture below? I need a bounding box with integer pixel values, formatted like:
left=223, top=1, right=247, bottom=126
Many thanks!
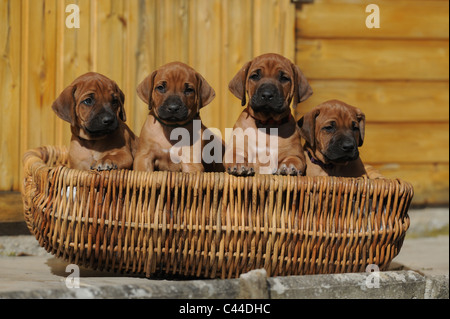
left=249, top=73, right=260, bottom=81
left=352, top=121, right=359, bottom=131
left=322, top=122, right=336, bottom=133
left=280, top=75, right=291, bottom=83
left=184, top=87, right=195, bottom=95
left=155, top=85, right=165, bottom=93
left=82, top=97, right=94, bottom=106
left=111, top=98, right=119, bottom=106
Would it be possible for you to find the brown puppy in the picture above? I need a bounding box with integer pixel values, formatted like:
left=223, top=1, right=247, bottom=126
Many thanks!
left=297, top=99, right=382, bottom=178
left=52, top=72, right=137, bottom=171
left=224, top=53, right=313, bottom=175
left=133, top=62, right=224, bottom=173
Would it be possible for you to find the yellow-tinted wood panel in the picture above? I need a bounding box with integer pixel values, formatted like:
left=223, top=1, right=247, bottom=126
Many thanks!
left=371, top=163, right=449, bottom=206
left=21, top=0, right=58, bottom=152
left=297, top=1, right=449, bottom=39
left=254, top=0, right=296, bottom=61
left=132, top=0, right=158, bottom=133
left=188, top=0, right=224, bottom=131
left=294, top=80, right=449, bottom=122
left=221, top=0, right=254, bottom=132
left=57, top=0, right=93, bottom=147
left=94, top=0, right=125, bottom=86
left=296, top=39, right=449, bottom=81
left=0, top=0, right=21, bottom=190
left=360, top=123, right=449, bottom=164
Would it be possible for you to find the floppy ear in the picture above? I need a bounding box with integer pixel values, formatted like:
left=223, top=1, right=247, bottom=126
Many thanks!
left=292, top=64, right=313, bottom=105
left=297, top=108, right=319, bottom=148
left=196, top=72, right=216, bottom=110
left=355, top=108, right=366, bottom=147
left=137, top=71, right=157, bottom=110
left=52, top=85, right=76, bottom=124
left=115, top=84, right=126, bottom=122
left=228, top=61, right=252, bottom=107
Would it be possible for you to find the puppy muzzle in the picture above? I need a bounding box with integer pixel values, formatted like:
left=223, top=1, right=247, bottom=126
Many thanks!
left=250, top=83, right=285, bottom=114
left=324, top=136, right=359, bottom=163
left=84, top=110, right=118, bottom=137
left=157, top=95, right=189, bottom=122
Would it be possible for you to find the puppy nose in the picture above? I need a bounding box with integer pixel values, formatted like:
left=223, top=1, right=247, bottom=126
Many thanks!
left=102, top=114, right=115, bottom=125
left=261, top=90, right=274, bottom=101
left=342, top=140, right=355, bottom=152
left=167, top=103, right=181, bottom=113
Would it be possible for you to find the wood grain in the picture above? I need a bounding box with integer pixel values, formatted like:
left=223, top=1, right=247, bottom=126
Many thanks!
left=296, top=39, right=449, bottom=81
left=296, top=0, right=449, bottom=39
left=0, top=0, right=21, bottom=191
left=360, top=123, right=449, bottom=163
left=370, top=163, right=449, bottom=206
left=294, top=80, right=449, bottom=122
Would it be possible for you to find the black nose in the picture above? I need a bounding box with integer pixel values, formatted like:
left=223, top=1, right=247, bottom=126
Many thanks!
left=102, top=114, right=115, bottom=126
left=167, top=103, right=181, bottom=113
left=341, top=140, right=356, bottom=152
left=258, top=83, right=278, bottom=101
left=261, top=90, right=274, bottom=101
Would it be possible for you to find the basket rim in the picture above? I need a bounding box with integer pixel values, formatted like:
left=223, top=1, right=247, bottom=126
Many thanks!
left=22, top=145, right=415, bottom=189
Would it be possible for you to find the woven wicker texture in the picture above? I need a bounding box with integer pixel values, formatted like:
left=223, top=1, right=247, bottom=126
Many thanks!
left=22, top=146, right=413, bottom=279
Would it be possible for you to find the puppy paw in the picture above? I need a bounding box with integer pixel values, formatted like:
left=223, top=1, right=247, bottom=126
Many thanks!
left=90, top=159, right=118, bottom=171
left=226, top=164, right=255, bottom=176
left=276, top=163, right=303, bottom=176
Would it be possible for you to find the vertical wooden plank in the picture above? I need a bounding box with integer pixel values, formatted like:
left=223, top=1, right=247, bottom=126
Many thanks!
left=55, top=0, right=65, bottom=146
left=21, top=0, right=58, bottom=151
left=19, top=0, right=29, bottom=170
left=155, top=0, right=189, bottom=66
left=90, top=0, right=98, bottom=71
left=58, top=0, right=92, bottom=146
left=0, top=0, right=21, bottom=190
left=189, top=0, right=224, bottom=132
left=280, top=0, right=296, bottom=62
left=223, top=0, right=254, bottom=135
left=122, top=0, right=137, bottom=131
left=253, top=0, right=296, bottom=59
left=133, top=0, right=157, bottom=133
left=95, top=0, right=125, bottom=86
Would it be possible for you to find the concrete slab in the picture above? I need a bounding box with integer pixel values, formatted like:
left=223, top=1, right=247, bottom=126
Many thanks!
left=0, top=255, right=447, bottom=299
left=392, top=235, right=449, bottom=277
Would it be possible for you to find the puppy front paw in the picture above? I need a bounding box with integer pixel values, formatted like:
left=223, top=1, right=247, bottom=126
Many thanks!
left=226, top=163, right=255, bottom=176
left=90, top=159, right=118, bottom=171
left=275, top=163, right=301, bottom=176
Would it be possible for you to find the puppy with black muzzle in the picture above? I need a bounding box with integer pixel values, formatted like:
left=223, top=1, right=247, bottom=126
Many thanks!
left=297, top=99, right=382, bottom=178
left=224, top=53, right=313, bottom=176
left=133, top=62, right=224, bottom=173
left=52, top=72, right=138, bottom=171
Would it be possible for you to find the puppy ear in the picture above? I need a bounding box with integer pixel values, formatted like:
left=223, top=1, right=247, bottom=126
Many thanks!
left=228, top=61, right=252, bottom=107
left=196, top=72, right=216, bottom=110
left=137, top=71, right=157, bottom=110
left=52, top=85, right=76, bottom=123
left=116, top=84, right=126, bottom=122
left=297, top=109, right=319, bottom=148
left=292, top=64, right=313, bottom=105
left=355, top=108, right=366, bottom=147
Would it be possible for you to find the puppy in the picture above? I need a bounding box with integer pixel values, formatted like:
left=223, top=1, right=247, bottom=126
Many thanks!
left=52, top=72, right=137, bottom=171
left=133, top=62, right=224, bottom=173
left=224, top=53, right=313, bottom=175
left=297, top=99, right=382, bottom=178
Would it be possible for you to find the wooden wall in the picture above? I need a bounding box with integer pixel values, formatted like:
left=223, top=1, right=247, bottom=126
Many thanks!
left=0, top=0, right=295, bottom=192
left=0, top=0, right=448, bottom=211
left=294, top=0, right=449, bottom=205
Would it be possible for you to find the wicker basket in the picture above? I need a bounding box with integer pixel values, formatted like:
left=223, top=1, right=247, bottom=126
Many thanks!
left=22, top=145, right=413, bottom=279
